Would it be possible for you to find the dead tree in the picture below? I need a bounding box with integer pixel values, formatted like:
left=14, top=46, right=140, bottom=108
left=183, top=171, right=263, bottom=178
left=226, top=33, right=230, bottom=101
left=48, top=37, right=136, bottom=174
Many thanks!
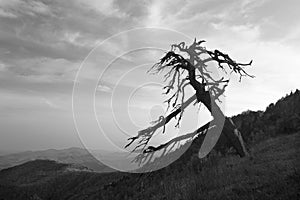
left=125, top=39, right=253, bottom=166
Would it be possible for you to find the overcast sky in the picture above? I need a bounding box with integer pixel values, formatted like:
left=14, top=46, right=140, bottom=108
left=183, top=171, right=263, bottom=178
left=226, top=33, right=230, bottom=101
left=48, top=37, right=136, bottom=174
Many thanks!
left=0, top=0, right=299, bottom=152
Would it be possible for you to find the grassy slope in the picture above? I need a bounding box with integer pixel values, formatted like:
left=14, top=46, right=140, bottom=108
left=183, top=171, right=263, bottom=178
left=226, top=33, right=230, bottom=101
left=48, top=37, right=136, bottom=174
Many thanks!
left=0, top=132, right=299, bottom=200
left=152, top=132, right=300, bottom=200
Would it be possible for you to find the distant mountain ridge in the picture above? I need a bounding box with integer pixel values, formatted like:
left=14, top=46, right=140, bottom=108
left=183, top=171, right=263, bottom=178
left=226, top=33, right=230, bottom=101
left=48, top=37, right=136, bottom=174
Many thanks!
left=0, top=147, right=115, bottom=173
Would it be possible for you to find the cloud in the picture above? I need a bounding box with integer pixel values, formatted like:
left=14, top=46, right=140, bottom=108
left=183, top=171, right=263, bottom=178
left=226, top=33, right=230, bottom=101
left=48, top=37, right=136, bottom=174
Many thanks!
left=0, top=57, right=79, bottom=100
left=113, top=0, right=149, bottom=19
left=77, top=0, right=126, bottom=18
left=0, top=8, right=17, bottom=18
left=0, top=0, right=144, bottom=64
left=97, top=84, right=112, bottom=93
left=0, top=62, right=7, bottom=71
left=41, top=97, right=60, bottom=109
left=0, top=0, right=53, bottom=17
left=1, top=57, right=78, bottom=80
left=0, top=89, right=67, bottom=115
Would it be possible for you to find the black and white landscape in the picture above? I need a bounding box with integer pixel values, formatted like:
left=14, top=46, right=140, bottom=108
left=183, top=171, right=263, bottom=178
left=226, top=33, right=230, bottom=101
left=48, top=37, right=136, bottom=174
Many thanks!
left=0, top=0, right=299, bottom=199
left=0, top=91, right=299, bottom=199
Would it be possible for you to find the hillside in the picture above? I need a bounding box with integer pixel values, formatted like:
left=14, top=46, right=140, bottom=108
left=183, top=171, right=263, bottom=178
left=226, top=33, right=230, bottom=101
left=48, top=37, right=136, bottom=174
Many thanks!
left=0, top=147, right=114, bottom=173
left=0, top=132, right=298, bottom=200
left=232, top=89, right=300, bottom=144
left=0, top=160, right=123, bottom=200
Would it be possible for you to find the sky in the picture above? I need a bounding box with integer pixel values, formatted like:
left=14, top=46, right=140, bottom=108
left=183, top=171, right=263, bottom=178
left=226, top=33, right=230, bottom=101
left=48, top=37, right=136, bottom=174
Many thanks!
left=0, top=0, right=299, bottom=153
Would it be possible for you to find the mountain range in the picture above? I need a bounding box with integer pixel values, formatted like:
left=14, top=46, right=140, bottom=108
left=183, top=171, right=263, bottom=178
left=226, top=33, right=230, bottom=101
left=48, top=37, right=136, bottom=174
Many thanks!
left=0, top=147, right=115, bottom=173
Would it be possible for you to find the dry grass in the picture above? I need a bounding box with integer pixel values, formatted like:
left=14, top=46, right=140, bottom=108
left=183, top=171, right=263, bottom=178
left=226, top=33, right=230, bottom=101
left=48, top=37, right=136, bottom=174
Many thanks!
left=154, top=132, right=300, bottom=200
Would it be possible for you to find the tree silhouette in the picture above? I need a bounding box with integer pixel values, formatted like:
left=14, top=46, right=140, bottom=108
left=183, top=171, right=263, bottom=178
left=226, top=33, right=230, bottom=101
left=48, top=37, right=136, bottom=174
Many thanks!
left=125, top=39, right=253, bottom=166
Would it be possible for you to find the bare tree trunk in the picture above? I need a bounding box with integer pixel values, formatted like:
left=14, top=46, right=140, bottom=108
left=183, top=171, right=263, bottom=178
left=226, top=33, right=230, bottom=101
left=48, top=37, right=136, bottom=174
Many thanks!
left=223, top=118, right=249, bottom=157
left=195, top=91, right=249, bottom=157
